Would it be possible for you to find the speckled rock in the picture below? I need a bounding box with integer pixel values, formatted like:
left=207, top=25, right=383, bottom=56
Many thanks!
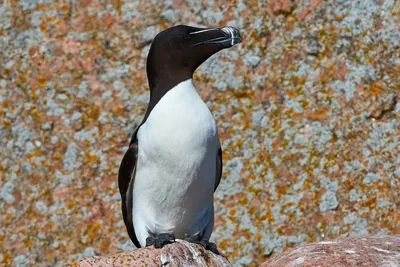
left=260, top=235, right=400, bottom=267
left=1, top=0, right=399, bottom=266
left=67, top=240, right=232, bottom=267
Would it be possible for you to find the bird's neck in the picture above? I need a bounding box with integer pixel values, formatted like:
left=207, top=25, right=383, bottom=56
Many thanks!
left=145, top=65, right=193, bottom=119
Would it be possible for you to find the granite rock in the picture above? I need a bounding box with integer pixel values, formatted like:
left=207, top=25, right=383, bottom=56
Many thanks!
left=1, top=0, right=399, bottom=266
left=261, top=235, right=400, bottom=267
left=68, top=240, right=232, bottom=267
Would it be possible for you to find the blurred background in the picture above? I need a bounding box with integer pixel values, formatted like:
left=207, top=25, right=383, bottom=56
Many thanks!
left=0, top=0, right=399, bottom=266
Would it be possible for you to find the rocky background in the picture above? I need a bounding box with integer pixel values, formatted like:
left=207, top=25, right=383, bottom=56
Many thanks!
left=0, top=0, right=399, bottom=266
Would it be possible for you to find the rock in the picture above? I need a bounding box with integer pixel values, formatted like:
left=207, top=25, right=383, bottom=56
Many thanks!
left=68, top=240, right=232, bottom=267
left=3, top=0, right=400, bottom=265
left=260, top=235, right=400, bottom=267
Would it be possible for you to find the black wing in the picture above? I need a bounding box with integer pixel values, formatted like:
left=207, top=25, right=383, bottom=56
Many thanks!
left=118, top=136, right=141, bottom=248
left=215, top=147, right=222, bottom=191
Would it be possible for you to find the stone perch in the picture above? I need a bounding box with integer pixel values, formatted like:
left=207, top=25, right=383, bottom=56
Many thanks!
left=67, top=240, right=232, bottom=267
left=69, top=235, right=400, bottom=266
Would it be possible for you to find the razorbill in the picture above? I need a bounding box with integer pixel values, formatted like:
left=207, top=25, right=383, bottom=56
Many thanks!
left=118, top=25, right=242, bottom=253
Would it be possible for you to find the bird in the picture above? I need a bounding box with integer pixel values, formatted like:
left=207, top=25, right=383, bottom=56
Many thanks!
left=118, top=25, right=242, bottom=253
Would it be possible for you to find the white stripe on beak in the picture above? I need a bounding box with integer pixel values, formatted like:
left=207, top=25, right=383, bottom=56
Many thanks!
left=221, top=27, right=235, bottom=46
left=189, top=28, right=219, bottom=35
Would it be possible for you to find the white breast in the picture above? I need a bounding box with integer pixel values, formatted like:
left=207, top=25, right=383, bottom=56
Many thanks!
left=139, top=79, right=218, bottom=165
left=133, top=79, right=219, bottom=246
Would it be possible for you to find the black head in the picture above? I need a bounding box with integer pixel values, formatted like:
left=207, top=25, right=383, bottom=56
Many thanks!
left=145, top=25, right=242, bottom=108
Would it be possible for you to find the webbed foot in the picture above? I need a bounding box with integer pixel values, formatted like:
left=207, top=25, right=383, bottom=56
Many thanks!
left=183, top=235, right=220, bottom=255
left=146, top=232, right=175, bottom=248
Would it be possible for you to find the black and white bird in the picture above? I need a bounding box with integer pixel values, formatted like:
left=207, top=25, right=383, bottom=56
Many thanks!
left=118, top=25, right=242, bottom=252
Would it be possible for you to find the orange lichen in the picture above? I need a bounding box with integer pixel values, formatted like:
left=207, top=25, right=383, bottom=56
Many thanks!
left=370, top=84, right=383, bottom=95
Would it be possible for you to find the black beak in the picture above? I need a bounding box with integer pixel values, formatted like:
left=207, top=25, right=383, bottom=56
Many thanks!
left=190, top=26, right=242, bottom=48
left=219, top=26, right=242, bottom=47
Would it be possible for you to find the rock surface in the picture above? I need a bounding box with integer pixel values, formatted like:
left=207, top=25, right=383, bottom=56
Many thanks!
left=68, top=240, right=232, bottom=267
left=1, top=0, right=399, bottom=266
left=261, top=235, right=400, bottom=267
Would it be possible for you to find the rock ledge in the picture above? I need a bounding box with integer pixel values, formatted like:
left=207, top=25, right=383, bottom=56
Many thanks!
left=261, top=235, right=400, bottom=267
left=68, top=240, right=232, bottom=267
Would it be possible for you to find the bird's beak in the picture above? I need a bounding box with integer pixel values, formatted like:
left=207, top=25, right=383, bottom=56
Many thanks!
left=219, top=26, right=242, bottom=47
left=190, top=26, right=242, bottom=48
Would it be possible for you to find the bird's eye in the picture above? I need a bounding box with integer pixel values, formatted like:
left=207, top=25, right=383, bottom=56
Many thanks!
left=184, top=34, right=191, bottom=40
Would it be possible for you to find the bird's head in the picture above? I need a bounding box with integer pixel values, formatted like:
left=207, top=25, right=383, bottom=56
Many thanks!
left=146, top=25, right=242, bottom=89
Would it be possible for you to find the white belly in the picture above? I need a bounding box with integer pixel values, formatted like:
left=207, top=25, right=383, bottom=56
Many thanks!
left=132, top=79, right=219, bottom=247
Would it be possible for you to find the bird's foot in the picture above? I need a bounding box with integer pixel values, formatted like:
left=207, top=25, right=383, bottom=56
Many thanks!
left=146, top=232, right=175, bottom=248
left=183, top=236, right=219, bottom=255
left=199, top=240, right=219, bottom=255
